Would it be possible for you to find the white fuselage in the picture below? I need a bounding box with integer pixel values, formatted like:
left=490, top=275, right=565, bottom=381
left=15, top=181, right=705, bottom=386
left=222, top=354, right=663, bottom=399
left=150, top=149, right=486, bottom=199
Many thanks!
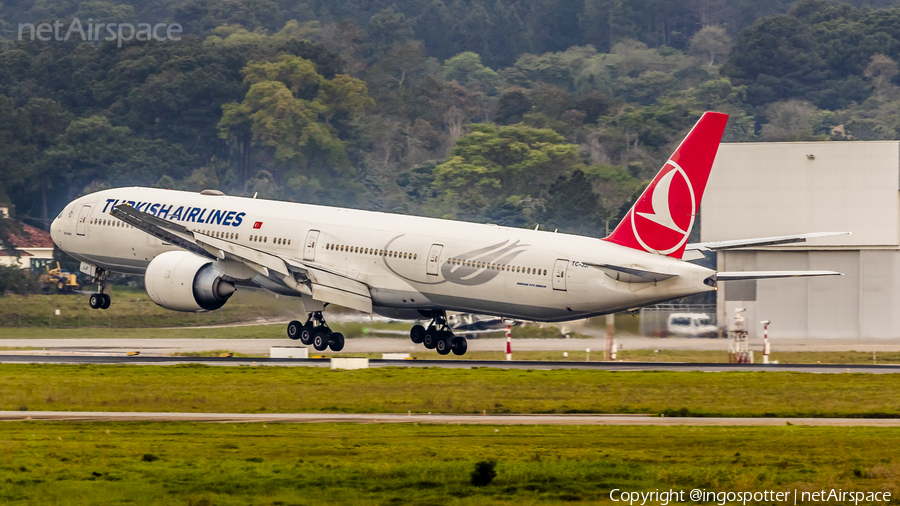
left=50, top=187, right=716, bottom=322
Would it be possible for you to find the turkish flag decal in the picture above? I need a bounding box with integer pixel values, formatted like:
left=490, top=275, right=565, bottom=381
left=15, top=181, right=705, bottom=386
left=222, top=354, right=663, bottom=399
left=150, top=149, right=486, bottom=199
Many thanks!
left=253, top=221, right=263, bottom=229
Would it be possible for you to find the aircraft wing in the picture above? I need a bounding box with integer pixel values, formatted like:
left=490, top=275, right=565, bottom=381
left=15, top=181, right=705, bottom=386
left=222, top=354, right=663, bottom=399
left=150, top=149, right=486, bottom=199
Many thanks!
left=715, top=270, right=843, bottom=281
left=686, top=232, right=850, bottom=253
left=109, top=204, right=216, bottom=260
left=110, top=204, right=373, bottom=313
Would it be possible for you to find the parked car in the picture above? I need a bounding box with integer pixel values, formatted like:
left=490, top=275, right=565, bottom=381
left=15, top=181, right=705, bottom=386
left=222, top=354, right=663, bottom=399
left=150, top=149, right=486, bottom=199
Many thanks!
left=667, top=313, right=718, bottom=337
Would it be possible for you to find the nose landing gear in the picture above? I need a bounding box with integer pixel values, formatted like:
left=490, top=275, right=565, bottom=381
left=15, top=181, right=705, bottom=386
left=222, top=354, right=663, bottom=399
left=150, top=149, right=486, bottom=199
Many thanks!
left=409, top=310, right=467, bottom=356
left=286, top=311, right=344, bottom=352
left=88, top=268, right=110, bottom=310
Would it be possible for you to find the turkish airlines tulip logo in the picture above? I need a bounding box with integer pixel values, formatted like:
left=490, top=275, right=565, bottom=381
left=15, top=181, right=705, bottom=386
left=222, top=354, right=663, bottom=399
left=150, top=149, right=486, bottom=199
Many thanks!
left=630, top=160, right=695, bottom=255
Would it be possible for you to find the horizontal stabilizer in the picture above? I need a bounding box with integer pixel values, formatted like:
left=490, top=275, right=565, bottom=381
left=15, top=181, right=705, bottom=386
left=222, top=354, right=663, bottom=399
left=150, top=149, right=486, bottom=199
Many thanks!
left=716, top=270, right=843, bottom=281
left=687, top=232, right=850, bottom=252
left=588, top=263, right=677, bottom=283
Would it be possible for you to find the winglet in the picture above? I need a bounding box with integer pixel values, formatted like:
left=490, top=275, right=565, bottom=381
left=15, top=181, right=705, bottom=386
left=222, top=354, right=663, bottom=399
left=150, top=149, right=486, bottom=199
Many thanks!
left=604, top=112, right=729, bottom=259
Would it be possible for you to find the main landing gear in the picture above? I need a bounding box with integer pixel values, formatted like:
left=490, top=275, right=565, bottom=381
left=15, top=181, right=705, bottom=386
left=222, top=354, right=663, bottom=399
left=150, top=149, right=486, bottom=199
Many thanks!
left=88, top=268, right=111, bottom=310
left=287, top=311, right=344, bottom=352
left=410, top=310, right=467, bottom=356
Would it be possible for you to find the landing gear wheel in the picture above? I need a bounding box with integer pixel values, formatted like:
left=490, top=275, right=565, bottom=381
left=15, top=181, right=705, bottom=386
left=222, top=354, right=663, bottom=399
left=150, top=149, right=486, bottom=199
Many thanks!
left=451, top=336, right=468, bottom=356
left=410, top=325, right=425, bottom=344
left=435, top=333, right=453, bottom=355
left=89, top=268, right=110, bottom=309
left=423, top=326, right=439, bottom=349
left=287, top=320, right=302, bottom=340
left=300, top=323, right=315, bottom=345
left=329, top=332, right=345, bottom=352
left=313, top=329, right=331, bottom=352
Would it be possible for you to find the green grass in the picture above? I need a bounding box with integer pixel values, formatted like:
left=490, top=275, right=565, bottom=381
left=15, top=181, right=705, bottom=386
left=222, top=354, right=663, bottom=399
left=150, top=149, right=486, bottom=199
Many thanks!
left=0, top=288, right=295, bottom=329
left=0, top=323, right=289, bottom=340
left=0, top=422, right=898, bottom=505
left=4, top=364, right=900, bottom=417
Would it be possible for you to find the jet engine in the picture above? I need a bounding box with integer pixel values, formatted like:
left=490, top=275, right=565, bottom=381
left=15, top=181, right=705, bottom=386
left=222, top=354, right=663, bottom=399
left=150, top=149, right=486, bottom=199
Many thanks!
left=144, top=251, right=235, bottom=312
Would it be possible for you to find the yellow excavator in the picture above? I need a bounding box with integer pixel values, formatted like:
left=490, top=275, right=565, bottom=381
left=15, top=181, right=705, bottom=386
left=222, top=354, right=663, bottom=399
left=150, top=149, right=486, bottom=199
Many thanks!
left=40, top=262, right=82, bottom=294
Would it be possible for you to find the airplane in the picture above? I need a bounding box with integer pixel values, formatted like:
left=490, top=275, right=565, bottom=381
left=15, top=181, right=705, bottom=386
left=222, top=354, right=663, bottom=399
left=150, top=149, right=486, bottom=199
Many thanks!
left=49, top=111, right=844, bottom=356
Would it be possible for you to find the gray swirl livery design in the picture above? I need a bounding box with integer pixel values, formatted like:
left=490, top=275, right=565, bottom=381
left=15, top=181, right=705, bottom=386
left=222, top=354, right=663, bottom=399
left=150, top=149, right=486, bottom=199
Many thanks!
left=49, top=112, right=845, bottom=356
left=440, top=240, right=529, bottom=286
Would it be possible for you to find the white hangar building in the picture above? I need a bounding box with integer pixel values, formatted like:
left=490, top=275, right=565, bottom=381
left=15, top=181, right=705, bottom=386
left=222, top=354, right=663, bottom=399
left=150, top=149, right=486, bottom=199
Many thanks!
left=701, top=141, right=900, bottom=339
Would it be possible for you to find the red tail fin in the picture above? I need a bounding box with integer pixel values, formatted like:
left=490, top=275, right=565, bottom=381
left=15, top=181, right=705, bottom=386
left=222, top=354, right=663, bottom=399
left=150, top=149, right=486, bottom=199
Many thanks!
left=604, top=111, right=728, bottom=259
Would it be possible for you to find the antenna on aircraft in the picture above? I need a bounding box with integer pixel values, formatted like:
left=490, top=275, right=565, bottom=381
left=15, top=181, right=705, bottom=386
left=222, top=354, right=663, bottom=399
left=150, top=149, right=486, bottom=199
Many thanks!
left=253, top=192, right=258, bottom=199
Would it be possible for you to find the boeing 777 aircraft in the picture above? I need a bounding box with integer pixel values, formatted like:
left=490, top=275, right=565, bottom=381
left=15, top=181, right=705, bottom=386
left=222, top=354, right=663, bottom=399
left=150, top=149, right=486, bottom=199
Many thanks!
left=49, top=112, right=843, bottom=355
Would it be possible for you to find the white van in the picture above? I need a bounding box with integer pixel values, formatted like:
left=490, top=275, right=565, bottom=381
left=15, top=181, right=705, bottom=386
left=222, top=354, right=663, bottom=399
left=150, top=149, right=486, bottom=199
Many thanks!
left=667, top=313, right=718, bottom=337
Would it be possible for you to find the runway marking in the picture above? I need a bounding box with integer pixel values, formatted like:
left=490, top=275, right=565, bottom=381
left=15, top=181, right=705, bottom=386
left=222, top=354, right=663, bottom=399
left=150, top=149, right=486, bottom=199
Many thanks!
left=1, top=411, right=898, bottom=426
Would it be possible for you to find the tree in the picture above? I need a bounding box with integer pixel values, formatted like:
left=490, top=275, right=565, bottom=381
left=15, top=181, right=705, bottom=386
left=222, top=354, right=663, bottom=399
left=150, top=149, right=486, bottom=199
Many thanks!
left=219, top=80, right=346, bottom=168
left=433, top=123, right=584, bottom=220
left=721, top=13, right=827, bottom=106
left=219, top=54, right=375, bottom=204
left=864, top=54, right=899, bottom=100
left=536, top=170, right=605, bottom=236
left=242, top=55, right=325, bottom=101
left=760, top=100, right=822, bottom=141
left=688, top=25, right=732, bottom=67
left=495, top=88, right=532, bottom=124
left=318, top=74, right=375, bottom=125
left=441, top=52, right=499, bottom=92
left=365, top=6, right=415, bottom=60
left=14, top=98, right=72, bottom=227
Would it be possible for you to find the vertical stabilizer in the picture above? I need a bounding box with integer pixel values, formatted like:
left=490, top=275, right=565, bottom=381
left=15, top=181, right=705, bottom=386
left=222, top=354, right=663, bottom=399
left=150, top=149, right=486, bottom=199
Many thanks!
left=603, top=111, right=728, bottom=259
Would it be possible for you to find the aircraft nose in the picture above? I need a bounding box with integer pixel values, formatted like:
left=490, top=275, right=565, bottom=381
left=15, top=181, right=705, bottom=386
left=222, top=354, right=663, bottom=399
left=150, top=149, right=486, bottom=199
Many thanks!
left=49, top=217, right=59, bottom=244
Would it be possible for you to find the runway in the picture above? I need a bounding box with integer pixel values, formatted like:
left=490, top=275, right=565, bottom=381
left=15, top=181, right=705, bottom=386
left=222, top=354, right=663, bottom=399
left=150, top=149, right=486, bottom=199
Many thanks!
left=4, top=334, right=900, bottom=356
left=1, top=353, right=898, bottom=372
left=2, top=410, right=899, bottom=426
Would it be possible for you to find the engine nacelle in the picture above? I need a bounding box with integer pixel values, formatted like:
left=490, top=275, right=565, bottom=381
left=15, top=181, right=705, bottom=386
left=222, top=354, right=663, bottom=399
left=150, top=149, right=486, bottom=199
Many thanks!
left=144, top=251, right=235, bottom=312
